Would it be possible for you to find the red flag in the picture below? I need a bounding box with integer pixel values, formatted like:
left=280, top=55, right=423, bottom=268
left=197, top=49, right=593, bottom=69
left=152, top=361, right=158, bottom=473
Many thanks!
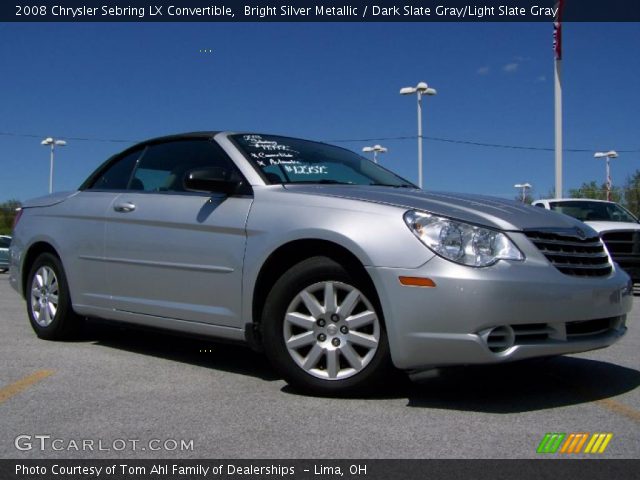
left=553, top=0, right=564, bottom=60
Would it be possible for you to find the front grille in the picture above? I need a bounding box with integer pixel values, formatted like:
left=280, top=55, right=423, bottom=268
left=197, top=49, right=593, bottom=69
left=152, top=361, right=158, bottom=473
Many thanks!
left=601, top=230, right=640, bottom=256
left=525, top=230, right=612, bottom=277
left=566, top=318, right=613, bottom=338
left=512, top=323, right=553, bottom=343
left=480, top=317, right=621, bottom=354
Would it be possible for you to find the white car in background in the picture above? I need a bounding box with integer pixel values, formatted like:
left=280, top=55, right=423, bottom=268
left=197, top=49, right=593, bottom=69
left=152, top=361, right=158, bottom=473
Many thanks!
left=0, top=235, right=11, bottom=273
left=533, top=198, right=640, bottom=283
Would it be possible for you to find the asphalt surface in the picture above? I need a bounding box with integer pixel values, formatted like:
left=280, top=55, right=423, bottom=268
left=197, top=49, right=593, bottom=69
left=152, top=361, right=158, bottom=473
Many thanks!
left=1, top=274, right=638, bottom=459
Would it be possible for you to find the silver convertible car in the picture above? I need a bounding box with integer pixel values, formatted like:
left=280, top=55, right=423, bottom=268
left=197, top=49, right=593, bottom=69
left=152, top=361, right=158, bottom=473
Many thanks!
left=10, top=132, right=633, bottom=394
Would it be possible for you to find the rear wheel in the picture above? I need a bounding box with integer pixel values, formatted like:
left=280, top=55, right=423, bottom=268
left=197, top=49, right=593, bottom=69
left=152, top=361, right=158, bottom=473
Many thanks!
left=261, top=256, right=394, bottom=395
left=27, top=253, right=82, bottom=340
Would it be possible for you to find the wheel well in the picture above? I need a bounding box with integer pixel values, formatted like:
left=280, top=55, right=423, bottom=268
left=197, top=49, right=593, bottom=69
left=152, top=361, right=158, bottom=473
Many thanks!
left=21, top=242, right=60, bottom=296
left=252, top=239, right=375, bottom=330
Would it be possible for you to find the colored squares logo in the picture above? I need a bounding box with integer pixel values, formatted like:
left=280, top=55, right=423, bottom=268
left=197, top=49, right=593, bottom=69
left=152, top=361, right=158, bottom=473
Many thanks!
left=559, top=433, right=589, bottom=453
left=537, top=433, right=613, bottom=454
left=584, top=433, right=614, bottom=454
left=537, top=433, right=565, bottom=453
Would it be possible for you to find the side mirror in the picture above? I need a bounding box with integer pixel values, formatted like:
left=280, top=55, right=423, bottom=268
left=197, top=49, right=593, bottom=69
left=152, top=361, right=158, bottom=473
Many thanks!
left=183, top=167, right=241, bottom=195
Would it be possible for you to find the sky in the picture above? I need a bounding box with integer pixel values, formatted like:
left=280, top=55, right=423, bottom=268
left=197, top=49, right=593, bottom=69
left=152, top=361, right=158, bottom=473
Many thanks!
left=0, top=21, right=638, bottom=202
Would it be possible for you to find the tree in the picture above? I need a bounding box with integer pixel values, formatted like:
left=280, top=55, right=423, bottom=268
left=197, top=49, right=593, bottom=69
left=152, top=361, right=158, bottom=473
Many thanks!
left=514, top=193, right=534, bottom=205
left=568, top=181, right=622, bottom=203
left=623, top=170, right=640, bottom=218
left=542, top=187, right=556, bottom=199
left=0, top=200, right=21, bottom=235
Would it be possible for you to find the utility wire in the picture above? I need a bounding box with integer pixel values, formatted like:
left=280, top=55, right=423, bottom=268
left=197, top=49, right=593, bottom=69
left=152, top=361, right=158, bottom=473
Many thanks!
left=327, top=135, right=640, bottom=153
left=0, top=131, right=134, bottom=143
left=1, top=130, right=639, bottom=153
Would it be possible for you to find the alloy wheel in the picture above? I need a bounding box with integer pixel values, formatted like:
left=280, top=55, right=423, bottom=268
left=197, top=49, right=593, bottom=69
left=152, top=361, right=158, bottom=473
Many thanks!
left=30, top=265, right=59, bottom=327
left=283, top=281, right=380, bottom=380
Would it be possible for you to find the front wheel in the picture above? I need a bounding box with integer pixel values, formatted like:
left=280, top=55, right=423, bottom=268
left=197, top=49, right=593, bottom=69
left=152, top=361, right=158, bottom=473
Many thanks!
left=26, top=253, right=82, bottom=340
left=261, top=257, right=394, bottom=395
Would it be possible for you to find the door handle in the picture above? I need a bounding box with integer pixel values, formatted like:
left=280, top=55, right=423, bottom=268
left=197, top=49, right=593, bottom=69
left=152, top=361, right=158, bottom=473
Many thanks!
left=113, top=202, right=136, bottom=213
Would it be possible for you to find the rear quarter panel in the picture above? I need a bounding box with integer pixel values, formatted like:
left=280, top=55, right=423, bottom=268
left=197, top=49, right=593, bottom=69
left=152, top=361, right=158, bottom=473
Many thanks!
left=11, top=192, right=116, bottom=309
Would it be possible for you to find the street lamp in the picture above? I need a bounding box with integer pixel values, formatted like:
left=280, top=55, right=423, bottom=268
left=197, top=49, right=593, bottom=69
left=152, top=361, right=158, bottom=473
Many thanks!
left=400, top=81, right=436, bottom=189
left=514, top=183, right=532, bottom=203
left=594, top=150, right=618, bottom=201
left=362, top=144, right=387, bottom=164
left=41, top=137, right=67, bottom=194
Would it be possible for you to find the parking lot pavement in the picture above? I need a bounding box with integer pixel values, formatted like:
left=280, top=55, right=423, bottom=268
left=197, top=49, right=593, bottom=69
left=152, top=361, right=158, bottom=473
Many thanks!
left=0, top=274, right=638, bottom=459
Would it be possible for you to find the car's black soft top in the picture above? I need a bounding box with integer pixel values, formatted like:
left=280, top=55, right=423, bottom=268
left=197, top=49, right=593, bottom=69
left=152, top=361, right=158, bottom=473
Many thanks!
left=131, top=131, right=220, bottom=148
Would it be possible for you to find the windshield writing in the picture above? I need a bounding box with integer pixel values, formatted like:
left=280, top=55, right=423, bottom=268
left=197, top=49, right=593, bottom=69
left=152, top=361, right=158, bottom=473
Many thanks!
left=232, top=134, right=413, bottom=187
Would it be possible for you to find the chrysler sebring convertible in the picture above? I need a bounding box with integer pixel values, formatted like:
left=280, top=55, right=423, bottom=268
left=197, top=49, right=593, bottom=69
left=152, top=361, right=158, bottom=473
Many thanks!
left=9, top=132, right=633, bottom=394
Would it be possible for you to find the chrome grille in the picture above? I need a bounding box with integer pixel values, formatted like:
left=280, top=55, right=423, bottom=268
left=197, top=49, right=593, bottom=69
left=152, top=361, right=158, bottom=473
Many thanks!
left=525, top=230, right=612, bottom=277
left=601, top=230, right=640, bottom=256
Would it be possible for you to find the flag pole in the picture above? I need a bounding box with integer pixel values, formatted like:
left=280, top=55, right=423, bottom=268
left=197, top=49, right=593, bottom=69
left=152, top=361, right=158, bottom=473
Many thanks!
left=553, top=0, right=564, bottom=199
left=554, top=57, right=562, bottom=199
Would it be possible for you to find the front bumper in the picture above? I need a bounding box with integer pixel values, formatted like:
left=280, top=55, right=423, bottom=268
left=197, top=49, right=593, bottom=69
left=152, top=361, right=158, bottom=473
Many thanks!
left=367, top=239, right=633, bottom=371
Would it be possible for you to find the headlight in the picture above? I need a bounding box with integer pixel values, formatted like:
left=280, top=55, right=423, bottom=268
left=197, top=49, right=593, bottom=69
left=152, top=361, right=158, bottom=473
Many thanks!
left=404, top=210, right=524, bottom=267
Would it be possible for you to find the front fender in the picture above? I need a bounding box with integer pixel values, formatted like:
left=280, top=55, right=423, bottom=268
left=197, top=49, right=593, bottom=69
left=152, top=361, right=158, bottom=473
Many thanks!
left=240, top=187, right=435, bottom=327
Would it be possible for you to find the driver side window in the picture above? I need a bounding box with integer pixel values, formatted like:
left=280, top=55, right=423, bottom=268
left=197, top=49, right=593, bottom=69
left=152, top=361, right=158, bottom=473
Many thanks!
left=88, top=148, right=143, bottom=191
left=130, top=140, right=235, bottom=193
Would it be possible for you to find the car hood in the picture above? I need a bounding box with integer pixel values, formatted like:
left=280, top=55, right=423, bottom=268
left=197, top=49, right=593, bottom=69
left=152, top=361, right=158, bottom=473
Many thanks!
left=585, top=220, right=640, bottom=232
left=283, top=185, right=595, bottom=232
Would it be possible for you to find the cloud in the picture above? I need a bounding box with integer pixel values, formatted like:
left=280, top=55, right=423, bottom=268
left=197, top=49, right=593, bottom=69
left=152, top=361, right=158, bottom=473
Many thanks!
left=535, top=75, right=547, bottom=82
left=476, top=66, right=490, bottom=75
left=502, top=63, right=519, bottom=73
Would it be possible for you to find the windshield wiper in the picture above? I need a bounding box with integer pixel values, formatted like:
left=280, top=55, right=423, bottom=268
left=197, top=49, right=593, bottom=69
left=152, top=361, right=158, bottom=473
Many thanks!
left=369, top=183, right=415, bottom=188
left=291, top=180, right=354, bottom=185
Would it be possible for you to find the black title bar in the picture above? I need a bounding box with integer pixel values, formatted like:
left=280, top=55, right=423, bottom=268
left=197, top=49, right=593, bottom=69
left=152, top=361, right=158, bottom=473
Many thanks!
left=3, top=459, right=640, bottom=480
left=3, top=0, right=640, bottom=22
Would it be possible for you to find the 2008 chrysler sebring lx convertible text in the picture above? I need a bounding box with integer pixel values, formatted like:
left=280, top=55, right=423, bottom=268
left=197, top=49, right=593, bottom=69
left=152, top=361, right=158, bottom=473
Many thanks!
left=9, top=132, right=633, bottom=394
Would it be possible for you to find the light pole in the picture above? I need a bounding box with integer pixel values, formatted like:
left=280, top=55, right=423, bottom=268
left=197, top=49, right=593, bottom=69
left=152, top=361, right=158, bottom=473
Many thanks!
left=362, top=144, right=387, bottom=164
left=400, top=81, right=436, bottom=189
left=514, top=183, right=532, bottom=203
left=41, top=137, right=67, bottom=194
left=594, top=150, right=618, bottom=201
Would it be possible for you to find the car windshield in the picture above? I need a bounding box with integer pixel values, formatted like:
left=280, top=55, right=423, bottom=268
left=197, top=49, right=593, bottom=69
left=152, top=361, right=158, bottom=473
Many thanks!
left=231, top=134, right=415, bottom=187
left=549, top=201, right=639, bottom=223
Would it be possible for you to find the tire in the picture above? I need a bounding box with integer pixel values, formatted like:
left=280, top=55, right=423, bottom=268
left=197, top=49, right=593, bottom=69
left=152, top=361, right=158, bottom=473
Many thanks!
left=26, top=253, right=82, bottom=340
left=261, top=256, right=394, bottom=395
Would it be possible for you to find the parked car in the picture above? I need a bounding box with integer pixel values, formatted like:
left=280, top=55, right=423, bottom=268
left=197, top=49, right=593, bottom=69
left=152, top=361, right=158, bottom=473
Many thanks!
left=0, top=235, right=10, bottom=273
left=533, top=198, right=640, bottom=283
left=9, top=132, right=633, bottom=394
